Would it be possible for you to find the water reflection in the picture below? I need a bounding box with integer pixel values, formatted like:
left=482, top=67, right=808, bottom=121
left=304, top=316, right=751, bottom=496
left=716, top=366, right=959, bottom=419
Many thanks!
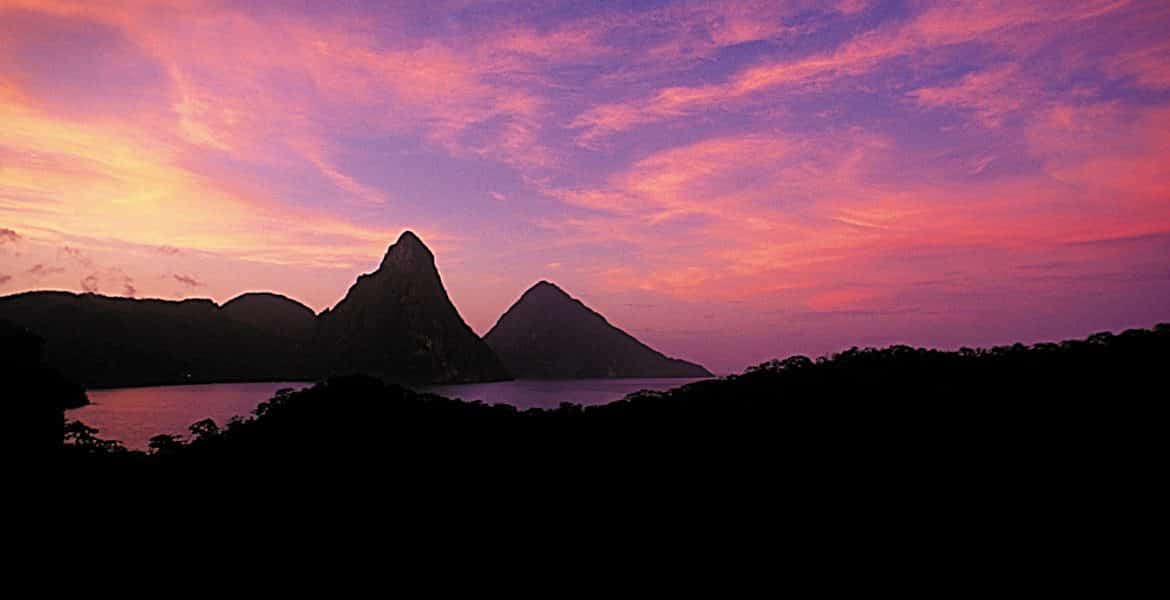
left=67, top=382, right=311, bottom=450
left=66, top=377, right=708, bottom=450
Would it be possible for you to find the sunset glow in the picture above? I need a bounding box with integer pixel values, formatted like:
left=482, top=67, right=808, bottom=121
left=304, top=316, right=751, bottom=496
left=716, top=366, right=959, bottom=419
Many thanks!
left=3, top=0, right=1169, bottom=372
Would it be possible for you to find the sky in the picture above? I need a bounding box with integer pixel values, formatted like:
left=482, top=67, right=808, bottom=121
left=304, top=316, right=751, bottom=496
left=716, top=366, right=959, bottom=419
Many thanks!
left=1, top=0, right=1169, bottom=374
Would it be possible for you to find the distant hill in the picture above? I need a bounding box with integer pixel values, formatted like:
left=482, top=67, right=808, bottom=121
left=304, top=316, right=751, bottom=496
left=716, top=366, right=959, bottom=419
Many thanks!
left=0, top=291, right=316, bottom=388
left=484, top=281, right=712, bottom=378
left=314, top=231, right=510, bottom=383
left=221, top=292, right=317, bottom=342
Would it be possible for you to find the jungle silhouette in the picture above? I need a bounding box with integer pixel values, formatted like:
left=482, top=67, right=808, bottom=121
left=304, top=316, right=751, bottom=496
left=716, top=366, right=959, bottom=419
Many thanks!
left=2, top=319, right=85, bottom=456
left=59, top=323, right=1166, bottom=491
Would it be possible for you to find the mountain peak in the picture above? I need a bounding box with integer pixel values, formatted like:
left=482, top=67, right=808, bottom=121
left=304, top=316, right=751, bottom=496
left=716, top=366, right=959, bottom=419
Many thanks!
left=318, top=228, right=510, bottom=384
left=222, top=292, right=314, bottom=317
left=380, top=230, right=434, bottom=270
left=527, top=280, right=570, bottom=298
left=485, top=282, right=713, bottom=378
left=397, top=230, right=424, bottom=246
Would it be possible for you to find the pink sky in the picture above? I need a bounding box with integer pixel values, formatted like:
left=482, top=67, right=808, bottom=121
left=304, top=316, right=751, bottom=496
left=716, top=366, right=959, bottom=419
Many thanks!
left=2, top=0, right=1169, bottom=373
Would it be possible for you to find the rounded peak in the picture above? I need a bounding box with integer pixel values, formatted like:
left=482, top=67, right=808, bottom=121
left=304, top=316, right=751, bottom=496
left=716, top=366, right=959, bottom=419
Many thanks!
left=225, top=291, right=287, bottom=303
left=177, top=297, right=217, bottom=307
left=222, top=292, right=311, bottom=312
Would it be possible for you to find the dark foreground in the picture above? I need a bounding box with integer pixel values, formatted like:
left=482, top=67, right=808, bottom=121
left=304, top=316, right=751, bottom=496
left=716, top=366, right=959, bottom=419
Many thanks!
left=23, top=326, right=1161, bottom=570
left=56, top=324, right=1166, bottom=490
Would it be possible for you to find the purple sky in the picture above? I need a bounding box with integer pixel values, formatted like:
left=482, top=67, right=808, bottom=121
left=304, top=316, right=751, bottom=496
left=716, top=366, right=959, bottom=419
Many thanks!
left=2, top=0, right=1169, bottom=373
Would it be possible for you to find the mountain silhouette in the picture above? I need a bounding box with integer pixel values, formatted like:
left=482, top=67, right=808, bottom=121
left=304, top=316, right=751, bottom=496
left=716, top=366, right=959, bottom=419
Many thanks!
left=0, top=291, right=315, bottom=387
left=314, top=231, right=510, bottom=383
left=484, top=281, right=712, bottom=378
left=221, top=292, right=316, bottom=342
left=0, top=232, right=507, bottom=387
left=2, top=233, right=720, bottom=387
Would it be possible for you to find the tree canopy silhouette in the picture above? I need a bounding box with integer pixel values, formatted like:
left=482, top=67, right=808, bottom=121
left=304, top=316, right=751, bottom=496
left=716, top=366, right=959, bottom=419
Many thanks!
left=61, top=323, right=1168, bottom=489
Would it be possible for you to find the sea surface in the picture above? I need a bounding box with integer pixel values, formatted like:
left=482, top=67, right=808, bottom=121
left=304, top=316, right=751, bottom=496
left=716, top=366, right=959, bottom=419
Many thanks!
left=414, top=378, right=707, bottom=410
left=66, top=378, right=708, bottom=450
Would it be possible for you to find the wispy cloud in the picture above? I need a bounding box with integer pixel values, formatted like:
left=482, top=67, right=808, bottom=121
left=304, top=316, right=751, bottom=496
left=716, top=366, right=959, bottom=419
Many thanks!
left=569, top=0, right=1134, bottom=142
left=2, top=0, right=1168, bottom=371
left=172, top=273, right=201, bottom=287
left=27, top=264, right=65, bottom=278
left=909, top=66, right=1032, bottom=127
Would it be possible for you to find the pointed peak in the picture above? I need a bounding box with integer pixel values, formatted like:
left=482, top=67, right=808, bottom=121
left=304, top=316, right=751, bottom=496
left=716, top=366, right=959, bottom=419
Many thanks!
left=397, top=230, right=425, bottom=247
left=380, top=229, right=434, bottom=269
left=528, top=280, right=569, bottom=296
left=518, top=280, right=577, bottom=306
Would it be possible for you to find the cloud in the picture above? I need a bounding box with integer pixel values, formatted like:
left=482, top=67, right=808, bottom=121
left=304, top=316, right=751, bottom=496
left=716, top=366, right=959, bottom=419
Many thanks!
left=57, top=245, right=94, bottom=268
left=0, top=0, right=882, bottom=176
left=0, top=74, right=397, bottom=269
left=0, top=228, right=19, bottom=244
left=172, top=273, right=202, bottom=287
left=1110, top=41, right=1170, bottom=89
left=27, top=264, right=65, bottom=278
left=835, top=0, right=869, bottom=15
left=74, top=267, right=137, bottom=297
left=909, top=65, right=1032, bottom=127
left=2, top=0, right=1168, bottom=370
left=0, top=274, right=10, bottom=285
left=967, top=156, right=998, bottom=176
left=545, top=88, right=1170, bottom=318
left=289, top=139, right=390, bottom=206
left=569, top=1, right=1134, bottom=142
left=538, top=131, right=897, bottom=298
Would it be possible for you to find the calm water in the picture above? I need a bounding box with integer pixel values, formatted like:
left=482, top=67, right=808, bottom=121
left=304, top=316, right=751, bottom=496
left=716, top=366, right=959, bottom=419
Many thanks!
left=66, top=378, right=708, bottom=450
left=69, top=382, right=312, bottom=451
left=415, top=378, right=707, bottom=410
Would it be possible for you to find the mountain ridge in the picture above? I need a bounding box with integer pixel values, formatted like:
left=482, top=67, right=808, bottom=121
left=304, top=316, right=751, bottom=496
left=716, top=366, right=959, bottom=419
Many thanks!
left=0, top=290, right=316, bottom=388
left=2, top=232, right=710, bottom=387
left=0, top=231, right=512, bottom=386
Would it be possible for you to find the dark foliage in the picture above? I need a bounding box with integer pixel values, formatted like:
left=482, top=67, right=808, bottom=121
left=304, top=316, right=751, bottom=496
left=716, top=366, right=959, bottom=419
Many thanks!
left=2, top=319, right=87, bottom=455
left=63, top=324, right=1167, bottom=491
